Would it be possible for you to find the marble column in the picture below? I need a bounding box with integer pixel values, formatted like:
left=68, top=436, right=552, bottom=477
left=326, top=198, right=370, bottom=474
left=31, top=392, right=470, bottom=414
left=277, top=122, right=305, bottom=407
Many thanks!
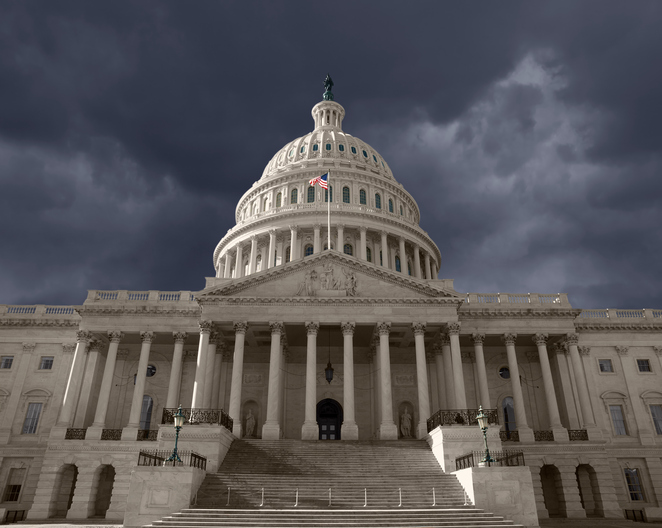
left=359, top=226, right=367, bottom=260
left=57, top=330, right=91, bottom=427
left=447, top=323, right=467, bottom=409
left=313, top=224, right=321, bottom=254
left=341, top=322, right=359, bottom=440
left=615, top=345, right=654, bottom=443
left=211, top=343, right=225, bottom=410
left=302, top=322, right=319, bottom=440
left=263, top=229, right=276, bottom=269
left=337, top=224, right=344, bottom=252
left=248, top=236, right=258, bottom=275
left=414, top=244, right=422, bottom=279
left=191, top=321, right=213, bottom=409
left=235, top=244, right=244, bottom=278
left=229, top=322, right=248, bottom=437
left=412, top=323, right=431, bottom=438
left=87, top=332, right=123, bottom=438
left=399, top=238, right=406, bottom=274
left=203, top=331, right=219, bottom=408
left=263, top=321, right=284, bottom=440
left=562, top=345, right=584, bottom=427
left=565, top=334, right=597, bottom=433
left=533, top=333, right=567, bottom=440
left=390, top=245, right=397, bottom=270
left=441, top=334, right=455, bottom=409
left=73, top=339, right=104, bottom=427
left=471, top=333, right=491, bottom=409
left=160, top=332, right=186, bottom=411
left=502, top=333, right=534, bottom=442
left=380, top=231, right=388, bottom=268
left=224, top=253, right=232, bottom=278
left=433, top=343, right=446, bottom=409
left=289, top=225, right=298, bottom=261
left=218, top=347, right=232, bottom=411
left=654, top=346, right=662, bottom=372
left=377, top=322, right=398, bottom=439
left=424, top=253, right=432, bottom=279
left=122, top=331, right=155, bottom=439
left=259, top=245, right=267, bottom=272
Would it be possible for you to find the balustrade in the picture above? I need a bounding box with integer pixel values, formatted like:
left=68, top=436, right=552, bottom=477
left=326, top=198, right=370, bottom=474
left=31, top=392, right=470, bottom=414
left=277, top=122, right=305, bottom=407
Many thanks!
left=533, top=430, right=554, bottom=442
left=137, top=429, right=158, bottom=441
left=162, top=407, right=233, bottom=432
left=426, top=408, right=498, bottom=432
left=568, top=429, right=589, bottom=441
left=64, top=428, right=87, bottom=440
left=100, top=429, right=122, bottom=441
left=455, top=450, right=525, bottom=470
left=137, top=449, right=207, bottom=470
left=499, top=430, right=520, bottom=442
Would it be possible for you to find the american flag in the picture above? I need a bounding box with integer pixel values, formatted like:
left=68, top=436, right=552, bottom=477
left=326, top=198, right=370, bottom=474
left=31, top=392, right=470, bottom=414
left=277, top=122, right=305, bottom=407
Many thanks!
left=308, top=173, right=328, bottom=189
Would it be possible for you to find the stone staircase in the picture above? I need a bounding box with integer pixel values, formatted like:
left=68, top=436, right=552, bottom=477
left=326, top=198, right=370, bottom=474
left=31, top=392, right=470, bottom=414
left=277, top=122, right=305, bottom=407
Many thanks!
left=149, top=439, right=522, bottom=527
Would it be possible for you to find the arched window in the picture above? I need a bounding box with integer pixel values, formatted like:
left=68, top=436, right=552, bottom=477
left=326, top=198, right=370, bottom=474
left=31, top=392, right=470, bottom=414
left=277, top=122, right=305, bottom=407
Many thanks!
left=338, top=144, right=345, bottom=152
left=407, top=260, right=412, bottom=276
left=313, top=144, right=319, bottom=152
left=375, top=194, right=382, bottom=209
left=344, top=244, right=353, bottom=256
left=276, top=193, right=282, bottom=208
left=139, top=395, right=153, bottom=431
left=351, top=146, right=357, bottom=154
left=256, top=254, right=262, bottom=272
left=252, top=202, right=258, bottom=215
left=359, top=189, right=367, bottom=205
left=304, top=244, right=314, bottom=257
left=285, top=246, right=291, bottom=263
left=366, top=247, right=372, bottom=263
left=342, top=186, right=350, bottom=203
left=307, top=186, right=315, bottom=203
left=503, top=397, right=516, bottom=435
left=263, top=197, right=269, bottom=211
left=400, top=205, right=403, bottom=215
left=395, top=255, right=401, bottom=272
left=324, top=186, right=333, bottom=202
left=388, top=199, right=394, bottom=213
left=291, top=188, right=298, bottom=204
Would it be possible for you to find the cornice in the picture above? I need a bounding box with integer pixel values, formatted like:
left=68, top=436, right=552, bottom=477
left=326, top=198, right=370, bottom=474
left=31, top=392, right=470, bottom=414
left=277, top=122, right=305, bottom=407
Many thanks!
left=0, top=318, right=80, bottom=328
left=574, top=322, right=662, bottom=332
left=78, top=305, right=202, bottom=317
left=200, top=296, right=461, bottom=307
left=460, top=308, right=582, bottom=319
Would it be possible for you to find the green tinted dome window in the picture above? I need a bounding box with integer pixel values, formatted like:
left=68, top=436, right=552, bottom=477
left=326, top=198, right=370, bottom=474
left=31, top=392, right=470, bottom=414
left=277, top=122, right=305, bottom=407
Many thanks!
left=342, top=186, right=350, bottom=203
left=373, top=155, right=377, bottom=162
left=351, top=146, right=357, bottom=154
left=326, top=143, right=331, bottom=151
left=375, top=194, right=381, bottom=209
left=304, top=244, right=314, bottom=257
left=359, top=189, right=367, bottom=205
left=307, top=186, right=315, bottom=203
left=362, top=150, right=368, bottom=158
left=343, top=244, right=353, bottom=256
left=366, top=247, right=372, bottom=262
left=313, top=144, right=319, bottom=151
left=389, top=199, right=394, bottom=213
left=338, top=144, right=345, bottom=151
left=291, top=188, right=298, bottom=204
left=300, top=146, right=305, bottom=153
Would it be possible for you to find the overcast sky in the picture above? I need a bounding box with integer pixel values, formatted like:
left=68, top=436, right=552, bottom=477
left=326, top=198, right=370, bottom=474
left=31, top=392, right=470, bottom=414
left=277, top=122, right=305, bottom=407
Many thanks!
left=0, top=1, right=661, bottom=309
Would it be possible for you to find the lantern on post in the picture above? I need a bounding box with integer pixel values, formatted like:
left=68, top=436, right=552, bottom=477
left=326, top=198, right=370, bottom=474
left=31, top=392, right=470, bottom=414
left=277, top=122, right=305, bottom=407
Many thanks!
left=166, top=404, right=185, bottom=464
left=476, top=406, right=494, bottom=465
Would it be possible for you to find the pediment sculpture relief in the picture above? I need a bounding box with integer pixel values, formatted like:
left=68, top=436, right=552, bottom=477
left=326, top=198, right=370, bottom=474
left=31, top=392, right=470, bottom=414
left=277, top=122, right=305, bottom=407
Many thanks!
left=296, top=264, right=358, bottom=297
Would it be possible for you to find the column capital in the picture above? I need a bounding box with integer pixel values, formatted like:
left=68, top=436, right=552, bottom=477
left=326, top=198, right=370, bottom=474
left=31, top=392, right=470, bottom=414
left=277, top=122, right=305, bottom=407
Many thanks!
left=502, top=333, right=517, bottom=346
left=579, top=346, right=592, bottom=356
left=306, top=322, right=320, bottom=335
left=471, top=333, right=485, bottom=344
left=377, top=322, right=391, bottom=336
left=532, top=333, right=548, bottom=346
left=411, top=322, right=426, bottom=336
left=22, top=342, right=36, bottom=353
left=173, top=331, right=188, bottom=344
left=413, top=242, right=420, bottom=249
left=553, top=341, right=568, bottom=354
left=653, top=346, right=662, bottom=357
left=108, top=331, right=124, bottom=343
left=269, top=228, right=277, bottom=236
left=88, top=340, right=104, bottom=353
left=341, top=322, right=355, bottom=336
left=288, top=224, right=298, bottom=231
left=615, top=345, right=629, bottom=356
left=461, top=351, right=474, bottom=362
left=359, top=226, right=367, bottom=233
left=250, top=234, right=258, bottom=241
left=140, top=331, right=156, bottom=344
left=233, top=321, right=249, bottom=334
left=209, top=331, right=221, bottom=345
left=199, top=320, right=214, bottom=334
left=426, top=352, right=434, bottom=362
left=446, top=322, right=461, bottom=336
left=76, top=330, right=93, bottom=343
left=439, top=333, right=451, bottom=346
left=313, top=223, right=321, bottom=230
left=433, top=342, right=443, bottom=355
left=566, top=333, right=579, bottom=345
left=269, top=321, right=284, bottom=335
left=62, top=343, right=76, bottom=354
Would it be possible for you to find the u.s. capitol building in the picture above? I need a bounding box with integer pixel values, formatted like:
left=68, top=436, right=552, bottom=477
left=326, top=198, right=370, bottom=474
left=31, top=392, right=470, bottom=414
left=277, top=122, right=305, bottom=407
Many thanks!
left=1, top=81, right=661, bottom=525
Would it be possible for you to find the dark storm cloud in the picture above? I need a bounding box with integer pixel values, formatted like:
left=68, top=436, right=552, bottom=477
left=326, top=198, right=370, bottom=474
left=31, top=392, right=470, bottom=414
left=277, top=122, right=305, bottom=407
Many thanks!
left=0, top=0, right=661, bottom=308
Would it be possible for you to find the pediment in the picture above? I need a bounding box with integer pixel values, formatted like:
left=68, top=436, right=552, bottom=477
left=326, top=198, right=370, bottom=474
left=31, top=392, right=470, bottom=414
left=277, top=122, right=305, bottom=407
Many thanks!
left=198, top=251, right=462, bottom=302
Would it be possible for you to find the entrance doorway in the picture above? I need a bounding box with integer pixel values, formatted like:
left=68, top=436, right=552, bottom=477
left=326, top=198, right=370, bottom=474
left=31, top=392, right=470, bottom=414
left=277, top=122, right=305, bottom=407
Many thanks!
left=317, top=399, right=343, bottom=440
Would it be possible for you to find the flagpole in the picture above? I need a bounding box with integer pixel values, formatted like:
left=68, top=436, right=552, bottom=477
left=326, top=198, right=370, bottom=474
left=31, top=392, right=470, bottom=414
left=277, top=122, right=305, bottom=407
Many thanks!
left=327, top=170, right=331, bottom=251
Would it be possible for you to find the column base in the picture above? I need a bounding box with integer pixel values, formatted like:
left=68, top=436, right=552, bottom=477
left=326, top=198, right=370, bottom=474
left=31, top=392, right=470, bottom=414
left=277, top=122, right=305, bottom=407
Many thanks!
left=232, top=423, right=243, bottom=438
left=341, top=422, right=359, bottom=440
left=301, top=422, right=318, bottom=440
left=552, top=426, right=569, bottom=442
left=379, top=422, right=398, bottom=440
left=586, top=426, right=603, bottom=441
left=121, top=426, right=139, bottom=441
left=85, top=426, right=104, bottom=440
left=416, top=422, right=428, bottom=439
left=49, top=425, right=69, bottom=440
left=262, top=422, right=282, bottom=440
left=517, top=426, right=535, bottom=443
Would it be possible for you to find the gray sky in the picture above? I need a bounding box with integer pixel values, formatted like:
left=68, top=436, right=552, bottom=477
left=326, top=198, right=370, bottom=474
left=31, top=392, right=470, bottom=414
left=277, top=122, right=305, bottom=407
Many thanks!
left=0, top=1, right=661, bottom=309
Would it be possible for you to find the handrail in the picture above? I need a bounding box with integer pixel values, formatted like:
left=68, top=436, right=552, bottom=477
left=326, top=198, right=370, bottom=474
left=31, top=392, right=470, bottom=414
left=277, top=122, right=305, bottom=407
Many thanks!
left=427, top=408, right=498, bottom=432
left=162, top=407, right=233, bottom=432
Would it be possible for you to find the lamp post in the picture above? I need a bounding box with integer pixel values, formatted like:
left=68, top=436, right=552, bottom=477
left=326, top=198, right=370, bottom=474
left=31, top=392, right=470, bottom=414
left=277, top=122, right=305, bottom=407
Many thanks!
left=166, top=404, right=185, bottom=464
left=476, top=406, right=494, bottom=465
left=325, top=327, right=334, bottom=384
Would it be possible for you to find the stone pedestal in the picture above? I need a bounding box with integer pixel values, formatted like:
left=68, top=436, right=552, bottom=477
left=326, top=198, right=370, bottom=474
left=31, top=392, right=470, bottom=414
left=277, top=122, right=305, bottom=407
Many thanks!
left=342, top=422, right=359, bottom=440
left=551, top=426, right=569, bottom=442
left=301, top=422, right=318, bottom=441
left=427, top=425, right=502, bottom=472
left=85, top=425, right=103, bottom=441
left=157, top=424, right=234, bottom=473
left=379, top=423, right=398, bottom=440
left=516, top=426, right=535, bottom=443
left=262, top=423, right=282, bottom=440
left=121, top=426, right=139, bottom=441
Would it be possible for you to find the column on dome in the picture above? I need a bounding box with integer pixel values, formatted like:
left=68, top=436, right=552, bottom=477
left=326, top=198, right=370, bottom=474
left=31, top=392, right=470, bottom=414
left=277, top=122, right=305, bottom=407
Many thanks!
left=433, top=343, right=446, bottom=409
left=56, top=330, right=91, bottom=427
left=224, top=252, right=232, bottom=278
left=565, top=334, right=598, bottom=435
left=235, top=244, right=244, bottom=278
left=447, top=323, right=467, bottom=409
left=399, top=238, right=406, bottom=274
left=380, top=232, right=388, bottom=268
left=341, top=322, right=359, bottom=440
left=259, top=244, right=267, bottom=272
left=248, top=236, right=258, bottom=275
left=203, top=331, right=219, bottom=408
left=533, top=333, right=568, bottom=441
left=377, top=322, right=398, bottom=439
left=313, top=224, right=321, bottom=254
left=337, top=225, right=344, bottom=253
left=166, top=332, right=187, bottom=409
left=192, top=321, right=213, bottom=409
left=502, top=333, right=534, bottom=442
left=390, top=244, right=397, bottom=270
left=276, top=237, right=284, bottom=266
left=262, top=321, right=284, bottom=440
left=441, top=334, right=455, bottom=409
left=359, top=227, right=367, bottom=260
left=229, top=322, right=248, bottom=437
left=471, top=333, right=491, bottom=409
left=412, top=323, right=431, bottom=438
left=424, top=253, right=432, bottom=279
left=302, top=322, right=319, bottom=440
left=289, top=225, right=298, bottom=261
left=122, top=331, right=155, bottom=440
left=267, top=229, right=277, bottom=268
left=413, top=244, right=422, bottom=279
left=73, top=339, right=104, bottom=427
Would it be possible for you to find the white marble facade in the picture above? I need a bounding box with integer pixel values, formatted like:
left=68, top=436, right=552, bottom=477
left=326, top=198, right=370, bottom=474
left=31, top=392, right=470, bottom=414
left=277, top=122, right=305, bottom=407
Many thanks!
left=1, top=95, right=662, bottom=524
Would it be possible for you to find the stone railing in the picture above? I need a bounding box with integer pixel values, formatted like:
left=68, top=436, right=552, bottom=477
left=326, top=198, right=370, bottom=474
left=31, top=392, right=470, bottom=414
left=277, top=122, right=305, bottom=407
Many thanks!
left=534, top=430, right=554, bottom=442
left=137, top=449, right=207, bottom=470
left=64, top=428, right=87, bottom=440
left=578, top=308, right=662, bottom=320
left=463, top=293, right=571, bottom=307
left=86, top=290, right=197, bottom=303
left=499, top=430, right=520, bottom=442
left=137, top=429, right=158, bottom=441
left=101, top=429, right=122, bottom=441
left=568, top=429, right=589, bottom=441
left=162, top=407, right=234, bottom=432
left=455, top=450, right=525, bottom=470
left=427, top=408, right=498, bottom=432
left=1, top=305, right=80, bottom=316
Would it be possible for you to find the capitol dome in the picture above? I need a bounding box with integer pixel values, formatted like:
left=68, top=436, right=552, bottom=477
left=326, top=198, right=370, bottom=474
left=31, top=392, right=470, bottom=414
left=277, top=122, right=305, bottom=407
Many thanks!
left=213, top=86, right=441, bottom=282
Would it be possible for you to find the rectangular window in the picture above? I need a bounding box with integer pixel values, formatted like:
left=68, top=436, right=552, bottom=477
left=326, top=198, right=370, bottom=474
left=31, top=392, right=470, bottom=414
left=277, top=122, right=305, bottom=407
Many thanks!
left=609, top=405, right=628, bottom=435
left=38, top=356, right=54, bottom=370
left=0, top=356, right=13, bottom=369
left=3, top=468, right=26, bottom=502
left=22, top=402, right=42, bottom=434
left=598, top=359, right=613, bottom=373
left=651, top=405, right=662, bottom=435
left=624, top=468, right=645, bottom=501
left=637, top=359, right=652, bottom=372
